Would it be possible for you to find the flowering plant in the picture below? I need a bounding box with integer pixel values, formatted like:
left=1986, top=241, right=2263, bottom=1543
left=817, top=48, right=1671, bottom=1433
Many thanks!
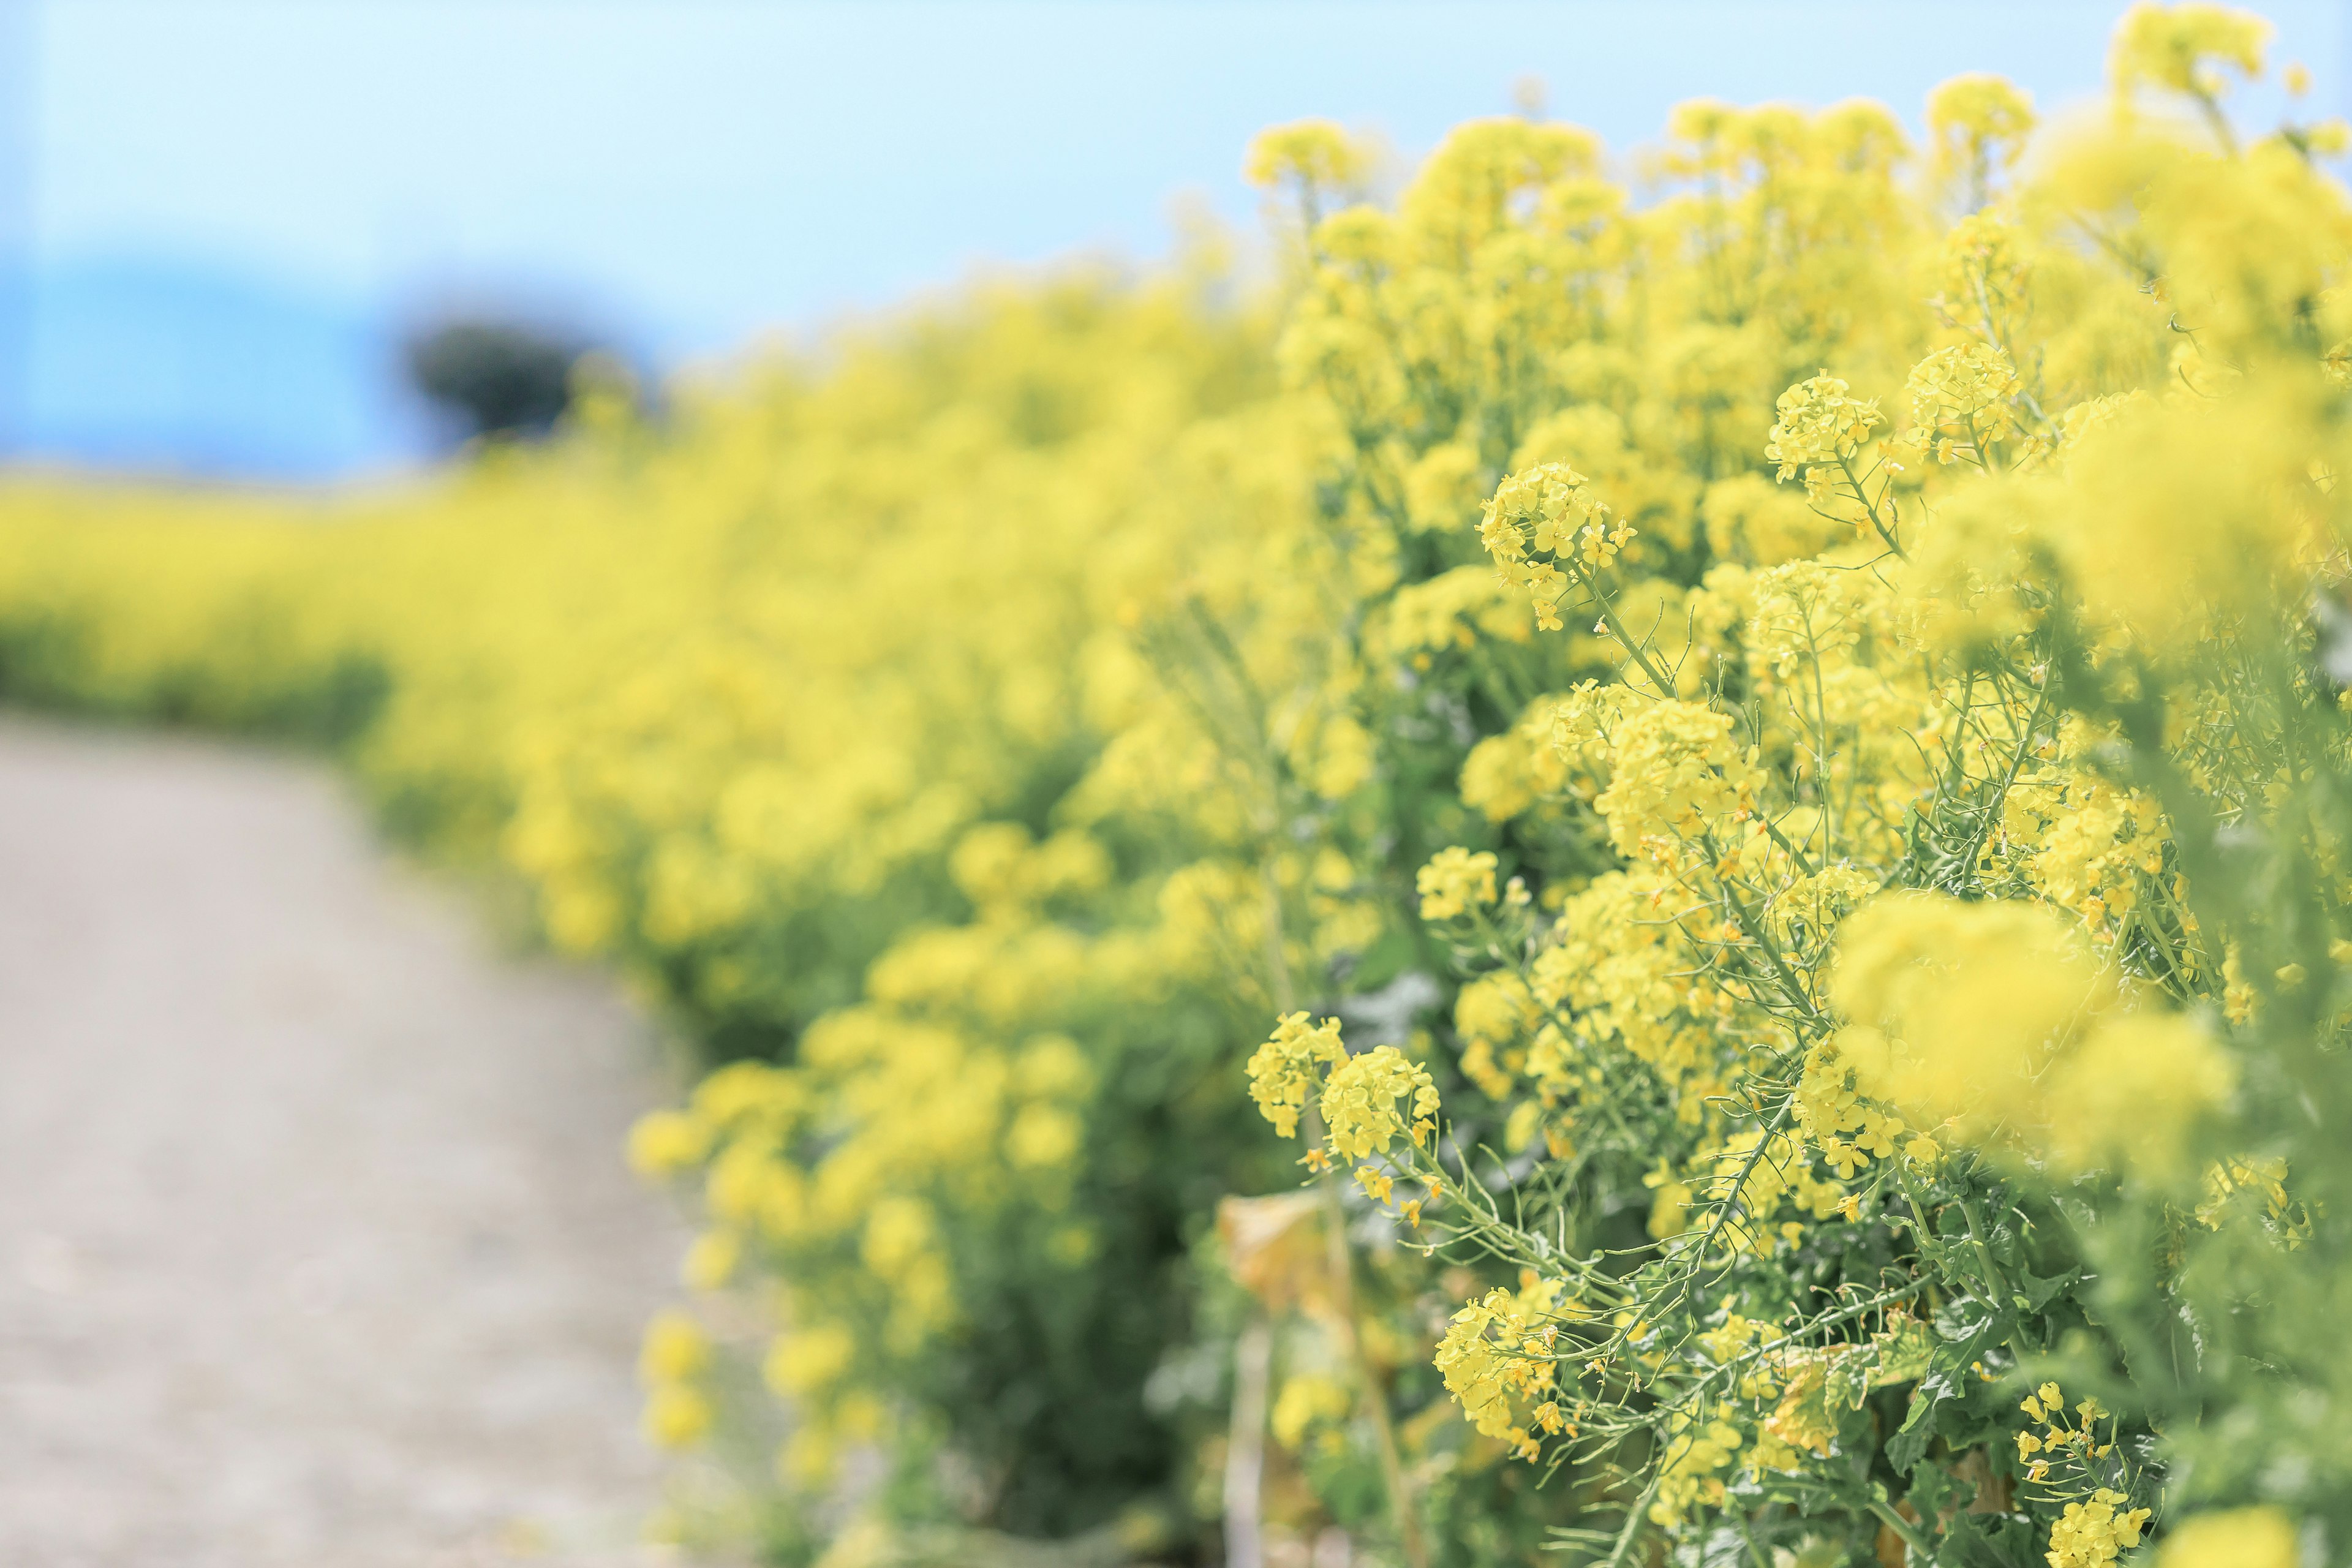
left=4, top=8, right=2349, bottom=1568
left=1239, top=9, right=2352, bottom=1567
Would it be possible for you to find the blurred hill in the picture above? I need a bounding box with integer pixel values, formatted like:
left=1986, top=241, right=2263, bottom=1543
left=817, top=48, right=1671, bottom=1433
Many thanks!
left=1, top=256, right=631, bottom=479
left=11, top=255, right=423, bottom=480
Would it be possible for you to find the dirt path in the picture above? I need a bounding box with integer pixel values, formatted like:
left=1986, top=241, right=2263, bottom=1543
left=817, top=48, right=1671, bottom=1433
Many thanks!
left=0, top=718, right=692, bottom=1567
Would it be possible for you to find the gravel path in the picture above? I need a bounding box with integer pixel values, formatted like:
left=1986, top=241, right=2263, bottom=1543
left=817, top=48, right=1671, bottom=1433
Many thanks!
left=0, top=718, right=692, bottom=1567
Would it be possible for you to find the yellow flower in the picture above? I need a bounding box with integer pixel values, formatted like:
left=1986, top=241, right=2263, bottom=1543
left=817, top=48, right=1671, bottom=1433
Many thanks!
left=626, top=1109, right=710, bottom=1178
left=641, top=1384, right=714, bottom=1450
left=1270, top=1373, right=1354, bottom=1450
left=1434, top=1281, right=1559, bottom=1445
left=2161, top=1508, right=2299, bottom=1568
left=1479, top=462, right=1628, bottom=630
left=1435, top=1290, right=1521, bottom=1439
left=1243, top=119, right=1370, bottom=197
left=1591, top=700, right=1758, bottom=862
left=1764, top=372, right=1883, bottom=489
left=1902, top=343, right=2021, bottom=462
left=2109, top=1, right=2271, bottom=100
left=1926, top=72, right=2037, bottom=200
left=2042, top=1011, right=2236, bottom=1181
left=1416, top=846, right=1499, bottom=921
left=1321, top=1045, right=1441, bottom=1162
left=681, top=1229, right=741, bottom=1291
left=1826, top=894, right=2228, bottom=1177
left=1007, top=1103, right=1084, bottom=1172
left=639, top=1308, right=712, bottom=1384
left=766, top=1322, right=856, bottom=1396
left=2046, top=1488, right=2153, bottom=1568
left=1246, top=1013, right=1346, bottom=1140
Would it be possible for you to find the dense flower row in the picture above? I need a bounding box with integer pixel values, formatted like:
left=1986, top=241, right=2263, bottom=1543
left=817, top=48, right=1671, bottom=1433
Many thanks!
left=1, top=7, right=2346, bottom=1567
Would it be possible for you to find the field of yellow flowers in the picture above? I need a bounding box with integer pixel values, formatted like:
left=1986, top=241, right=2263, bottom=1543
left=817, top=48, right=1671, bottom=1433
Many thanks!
left=6, top=6, right=2351, bottom=1566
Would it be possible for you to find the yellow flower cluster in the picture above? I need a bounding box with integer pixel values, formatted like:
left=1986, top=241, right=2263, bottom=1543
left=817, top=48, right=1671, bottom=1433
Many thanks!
left=1414, top=846, right=1498, bottom=921
left=1479, top=462, right=1634, bottom=631
left=2046, top=1490, right=2152, bottom=1568
left=2160, top=1509, right=2300, bottom=1568
left=7, top=4, right=2351, bottom=1561
left=1763, top=372, right=1884, bottom=497
left=2016, top=1381, right=2122, bottom=1472
left=1829, top=892, right=2236, bottom=1179
left=1309, top=9, right=2350, bottom=1552
left=1319, top=1044, right=1439, bottom=1163
left=1248, top=1013, right=1348, bottom=1140
left=1634, top=1313, right=1934, bottom=1527
left=1432, top=1274, right=1563, bottom=1455
left=1589, top=701, right=1760, bottom=864
left=2110, top=1, right=2271, bottom=98
left=638, top=1307, right=715, bottom=1451
left=1903, top=342, right=2023, bottom=466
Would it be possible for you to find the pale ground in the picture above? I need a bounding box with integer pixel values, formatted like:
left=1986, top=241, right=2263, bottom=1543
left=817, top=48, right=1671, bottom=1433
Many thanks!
left=0, top=718, right=695, bottom=1567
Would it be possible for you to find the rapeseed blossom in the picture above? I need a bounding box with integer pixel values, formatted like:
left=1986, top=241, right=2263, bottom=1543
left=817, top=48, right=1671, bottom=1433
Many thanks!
left=2046, top=1490, right=2154, bottom=1568
left=1318, top=1043, right=1439, bottom=1162
left=1763, top=374, right=1883, bottom=496
left=1414, top=846, right=1498, bottom=921
left=7, top=4, right=2352, bottom=1563
left=2161, top=1509, right=2301, bottom=1568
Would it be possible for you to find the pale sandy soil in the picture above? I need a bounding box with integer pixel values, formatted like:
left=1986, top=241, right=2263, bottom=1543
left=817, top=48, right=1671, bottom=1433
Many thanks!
left=0, top=718, right=694, bottom=1567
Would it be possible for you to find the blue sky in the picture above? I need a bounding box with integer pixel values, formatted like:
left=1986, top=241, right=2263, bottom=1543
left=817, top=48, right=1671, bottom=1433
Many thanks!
left=7, top=0, right=2346, bottom=475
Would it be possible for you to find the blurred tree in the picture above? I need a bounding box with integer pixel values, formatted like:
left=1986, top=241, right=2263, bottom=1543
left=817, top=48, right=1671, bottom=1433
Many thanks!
left=403, top=319, right=582, bottom=441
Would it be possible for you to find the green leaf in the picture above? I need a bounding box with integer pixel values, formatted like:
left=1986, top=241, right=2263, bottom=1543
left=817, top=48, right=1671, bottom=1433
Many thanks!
left=1888, top=1384, right=1942, bottom=1474
left=2015, top=1263, right=2081, bottom=1313
left=1872, top=1316, right=1937, bottom=1387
